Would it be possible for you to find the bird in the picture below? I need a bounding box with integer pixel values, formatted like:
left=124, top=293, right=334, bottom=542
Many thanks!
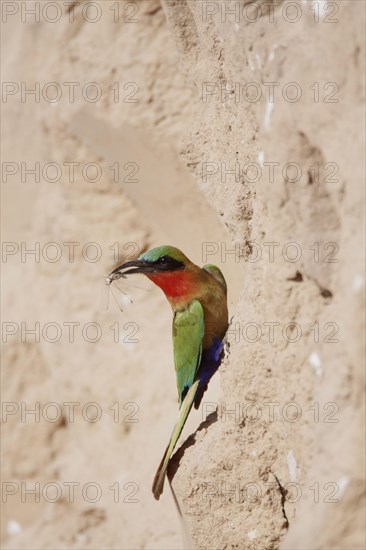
left=108, top=245, right=228, bottom=500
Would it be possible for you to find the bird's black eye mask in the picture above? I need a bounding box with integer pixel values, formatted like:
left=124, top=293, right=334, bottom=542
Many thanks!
left=153, top=256, right=185, bottom=272
left=107, top=255, right=185, bottom=281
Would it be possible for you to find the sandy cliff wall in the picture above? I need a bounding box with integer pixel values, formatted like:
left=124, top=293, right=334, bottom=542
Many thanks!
left=2, top=1, right=365, bottom=549
left=163, top=1, right=365, bottom=548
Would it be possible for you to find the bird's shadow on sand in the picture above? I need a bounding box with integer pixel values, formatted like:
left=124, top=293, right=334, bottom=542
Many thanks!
left=167, top=410, right=218, bottom=483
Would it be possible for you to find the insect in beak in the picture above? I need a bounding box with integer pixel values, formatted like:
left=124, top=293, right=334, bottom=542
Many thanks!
left=101, top=271, right=131, bottom=313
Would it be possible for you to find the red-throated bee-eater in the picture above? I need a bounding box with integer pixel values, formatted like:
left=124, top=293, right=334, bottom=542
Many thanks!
left=108, top=245, right=228, bottom=500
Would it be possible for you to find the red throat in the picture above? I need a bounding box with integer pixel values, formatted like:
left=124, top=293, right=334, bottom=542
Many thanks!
left=147, top=271, right=196, bottom=299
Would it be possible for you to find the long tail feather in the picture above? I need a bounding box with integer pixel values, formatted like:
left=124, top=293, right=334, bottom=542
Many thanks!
left=152, top=380, right=199, bottom=500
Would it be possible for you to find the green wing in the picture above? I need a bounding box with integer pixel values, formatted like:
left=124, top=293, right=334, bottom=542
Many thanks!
left=203, top=264, right=227, bottom=294
left=173, top=300, right=204, bottom=407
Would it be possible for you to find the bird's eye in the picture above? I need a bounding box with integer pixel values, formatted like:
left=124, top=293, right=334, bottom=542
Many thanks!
left=160, top=256, right=169, bottom=264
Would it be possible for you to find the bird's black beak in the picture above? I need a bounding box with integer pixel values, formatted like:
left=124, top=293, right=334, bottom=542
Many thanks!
left=108, top=259, right=154, bottom=279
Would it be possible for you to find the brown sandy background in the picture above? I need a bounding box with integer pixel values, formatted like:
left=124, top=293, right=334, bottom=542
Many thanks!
left=1, top=1, right=365, bottom=549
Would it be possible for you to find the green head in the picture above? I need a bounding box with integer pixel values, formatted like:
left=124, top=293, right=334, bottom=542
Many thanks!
left=139, top=245, right=190, bottom=266
left=108, top=245, right=191, bottom=278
